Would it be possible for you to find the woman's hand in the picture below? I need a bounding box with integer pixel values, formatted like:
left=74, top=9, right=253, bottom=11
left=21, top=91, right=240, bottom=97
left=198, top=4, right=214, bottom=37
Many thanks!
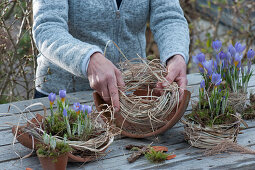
left=156, top=55, right=188, bottom=100
left=87, top=52, right=125, bottom=112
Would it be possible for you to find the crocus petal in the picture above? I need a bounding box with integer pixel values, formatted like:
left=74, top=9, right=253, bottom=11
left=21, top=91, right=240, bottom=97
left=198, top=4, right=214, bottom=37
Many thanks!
left=200, top=80, right=205, bottom=89
left=202, top=60, right=213, bottom=76
left=228, top=44, right=236, bottom=57
left=219, top=51, right=226, bottom=60
left=84, top=105, right=92, bottom=114
left=192, top=55, right=199, bottom=64
left=235, top=42, right=246, bottom=53
left=215, top=78, right=222, bottom=86
left=73, top=102, right=81, bottom=112
left=211, top=73, right=222, bottom=86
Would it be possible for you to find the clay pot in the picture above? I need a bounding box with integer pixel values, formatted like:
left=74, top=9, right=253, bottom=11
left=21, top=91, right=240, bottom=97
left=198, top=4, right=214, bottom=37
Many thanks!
left=12, top=125, right=41, bottom=149
left=93, top=90, right=191, bottom=138
left=37, top=151, right=68, bottom=170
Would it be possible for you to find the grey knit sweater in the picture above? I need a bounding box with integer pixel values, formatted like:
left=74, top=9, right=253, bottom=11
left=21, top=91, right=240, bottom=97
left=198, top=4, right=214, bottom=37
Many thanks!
left=33, top=0, right=190, bottom=95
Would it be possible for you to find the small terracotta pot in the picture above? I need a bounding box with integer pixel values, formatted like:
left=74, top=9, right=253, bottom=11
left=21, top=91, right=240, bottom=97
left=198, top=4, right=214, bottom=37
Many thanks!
left=37, top=151, right=68, bottom=170
left=93, top=90, right=191, bottom=138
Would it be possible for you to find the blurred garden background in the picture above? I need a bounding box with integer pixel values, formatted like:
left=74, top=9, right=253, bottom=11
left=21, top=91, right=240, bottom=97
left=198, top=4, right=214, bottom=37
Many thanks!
left=0, top=0, right=255, bottom=103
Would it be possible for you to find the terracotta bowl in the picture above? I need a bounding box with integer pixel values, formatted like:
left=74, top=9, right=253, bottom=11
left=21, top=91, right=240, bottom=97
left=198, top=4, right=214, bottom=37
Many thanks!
left=93, top=90, right=191, bottom=138
left=12, top=114, right=108, bottom=163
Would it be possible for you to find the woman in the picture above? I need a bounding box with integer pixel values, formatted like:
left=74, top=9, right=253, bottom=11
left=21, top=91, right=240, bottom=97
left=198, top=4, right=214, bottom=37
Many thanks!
left=33, top=0, right=190, bottom=112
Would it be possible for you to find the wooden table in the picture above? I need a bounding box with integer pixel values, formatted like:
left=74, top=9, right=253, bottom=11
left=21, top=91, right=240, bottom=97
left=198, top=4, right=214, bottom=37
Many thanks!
left=1, top=71, right=255, bottom=170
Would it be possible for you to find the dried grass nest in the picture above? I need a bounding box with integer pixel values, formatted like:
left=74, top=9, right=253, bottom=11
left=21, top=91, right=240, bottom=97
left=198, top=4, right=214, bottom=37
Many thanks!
left=11, top=103, right=118, bottom=159
left=115, top=58, right=180, bottom=133
left=181, top=118, right=241, bottom=149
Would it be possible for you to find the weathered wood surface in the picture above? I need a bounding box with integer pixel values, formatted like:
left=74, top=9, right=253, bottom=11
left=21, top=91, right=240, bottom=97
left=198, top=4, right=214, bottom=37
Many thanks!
left=1, top=70, right=255, bottom=170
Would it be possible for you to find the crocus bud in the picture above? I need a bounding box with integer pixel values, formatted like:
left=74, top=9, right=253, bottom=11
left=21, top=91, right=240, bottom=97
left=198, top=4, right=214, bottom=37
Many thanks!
left=59, top=90, right=66, bottom=102
left=48, top=93, right=56, bottom=106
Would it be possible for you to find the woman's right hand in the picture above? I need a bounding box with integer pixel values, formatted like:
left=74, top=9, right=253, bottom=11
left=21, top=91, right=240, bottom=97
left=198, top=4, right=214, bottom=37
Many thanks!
left=87, top=52, right=125, bottom=112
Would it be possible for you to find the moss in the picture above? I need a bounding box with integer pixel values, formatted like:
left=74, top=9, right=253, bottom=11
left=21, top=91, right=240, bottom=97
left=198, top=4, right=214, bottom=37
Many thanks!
left=45, top=113, right=66, bottom=137
left=45, top=109, right=95, bottom=141
left=145, top=147, right=169, bottom=163
left=186, top=104, right=236, bottom=126
left=37, top=142, right=72, bottom=162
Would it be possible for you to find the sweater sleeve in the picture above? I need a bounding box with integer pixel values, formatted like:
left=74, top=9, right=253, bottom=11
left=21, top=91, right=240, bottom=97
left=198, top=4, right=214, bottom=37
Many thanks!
left=32, top=0, right=103, bottom=77
left=150, top=0, right=190, bottom=64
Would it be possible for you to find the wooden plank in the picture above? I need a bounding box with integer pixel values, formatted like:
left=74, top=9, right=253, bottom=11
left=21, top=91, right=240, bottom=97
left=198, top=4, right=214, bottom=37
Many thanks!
left=0, top=143, right=33, bottom=164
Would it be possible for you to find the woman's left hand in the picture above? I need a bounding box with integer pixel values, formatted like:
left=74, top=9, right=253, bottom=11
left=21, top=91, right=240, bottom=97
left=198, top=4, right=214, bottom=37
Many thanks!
left=155, top=54, right=188, bottom=100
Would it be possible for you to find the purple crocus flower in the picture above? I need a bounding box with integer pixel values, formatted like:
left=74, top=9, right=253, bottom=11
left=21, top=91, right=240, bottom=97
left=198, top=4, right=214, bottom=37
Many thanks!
left=59, top=90, right=66, bottom=98
left=234, top=54, right=243, bottom=68
left=200, top=80, right=205, bottom=89
left=73, top=102, right=81, bottom=114
left=59, top=90, right=66, bottom=102
left=63, top=109, right=67, bottom=117
left=235, top=42, right=246, bottom=53
left=211, top=73, right=222, bottom=86
left=48, top=93, right=56, bottom=106
left=212, top=40, right=222, bottom=51
left=247, top=49, right=255, bottom=59
left=202, top=60, right=213, bottom=76
left=228, top=44, right=236, bottom=57
left=192, top=53, right=205, bottom=68
left=81, top=105, right=92, bottom=115
left=219, top=51, right=226, bottom=60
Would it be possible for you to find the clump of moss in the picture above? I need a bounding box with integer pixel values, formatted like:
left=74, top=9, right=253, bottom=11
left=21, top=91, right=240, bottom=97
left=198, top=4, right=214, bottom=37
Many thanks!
left=45, top=108, right=94, bottom=142
left=145, top=147, right=169, bottom=163
left=186, top=102, right=236, bottom=127
left=37, top=142, right=72, bottom=162
left=45, top=112, right=66, bottom=137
